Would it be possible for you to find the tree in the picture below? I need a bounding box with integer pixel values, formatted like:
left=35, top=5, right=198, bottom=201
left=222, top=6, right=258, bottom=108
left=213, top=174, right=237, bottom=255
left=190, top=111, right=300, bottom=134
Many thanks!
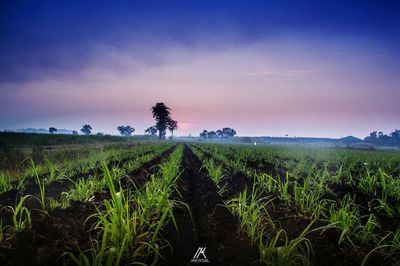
left=49, top=127, right=57, bottom=134
left=167, top=119, right=178, bottom=136
left=369, top=131, right=378, bottom=141
left=72, top=130, right=78, bottom=135
left=145, top=126, right=158, bottom=135
left=117, top=125, right=135, bottom=136
left=81, top=124, right=92, bottom=135
left=229, top=128, right=237, bottom=138
left=216, top=129, right=223, bottom=139
left=200, top=130, right=208, bottom=139
left=207, top=131, right=217, bottom=139
left=391, top=129, right=400, bottom=139
left=365, top=129, right=400, bottom=144
left=117, top=126, right=124, bottom=136
left=365, top=131, right=377, bottom=142
left=151, top=102, right=176, bottom=139
left=221, top=127, right=237, bottom=138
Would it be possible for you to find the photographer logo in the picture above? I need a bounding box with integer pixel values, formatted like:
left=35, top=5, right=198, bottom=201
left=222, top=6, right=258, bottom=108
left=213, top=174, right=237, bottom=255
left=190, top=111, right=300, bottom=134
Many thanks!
left=191, top=247, right=209, bottom=263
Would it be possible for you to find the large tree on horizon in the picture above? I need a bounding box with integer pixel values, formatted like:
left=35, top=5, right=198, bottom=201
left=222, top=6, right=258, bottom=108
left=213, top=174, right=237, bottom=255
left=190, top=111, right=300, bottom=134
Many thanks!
left=151, top=102, right=176, bottom=139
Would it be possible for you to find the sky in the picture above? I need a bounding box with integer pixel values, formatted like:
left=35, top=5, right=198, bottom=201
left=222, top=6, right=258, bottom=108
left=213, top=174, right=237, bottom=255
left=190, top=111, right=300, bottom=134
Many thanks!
left=0, top=0, right=399, bottom=138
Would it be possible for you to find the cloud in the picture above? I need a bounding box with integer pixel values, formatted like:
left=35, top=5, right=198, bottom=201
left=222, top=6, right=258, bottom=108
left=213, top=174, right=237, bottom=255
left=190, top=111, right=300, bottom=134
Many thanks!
left=0, top=34, right=399, bottom=137
left=246, top=69, right=319, bottom=80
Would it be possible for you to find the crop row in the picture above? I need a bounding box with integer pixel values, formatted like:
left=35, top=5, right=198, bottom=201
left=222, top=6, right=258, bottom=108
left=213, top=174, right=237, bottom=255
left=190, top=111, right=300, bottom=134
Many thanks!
left=190, top=143, right=400, bottom=265
left=0, top=142, right=171, bottom=194
left=0, top=143, right=183, bottom=265
left=0, top=142, right=174, bottom=199
left=67, top=144, right=184, bottom=265
left=197, top=143, right=400, bottom=220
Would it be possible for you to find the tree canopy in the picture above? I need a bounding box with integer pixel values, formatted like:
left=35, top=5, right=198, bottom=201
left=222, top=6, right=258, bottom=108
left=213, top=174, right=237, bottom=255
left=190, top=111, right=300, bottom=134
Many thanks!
left=364, top=129, right=400, bottom=145
left=117, top=125, right=135, bottom=136
left=151, top=102, right=177, bottom=139
left=145, top=126, right=158, bottom=135
left=49, top=127, right=57, bottom=134
left=81, top=124, right=92, bottom=135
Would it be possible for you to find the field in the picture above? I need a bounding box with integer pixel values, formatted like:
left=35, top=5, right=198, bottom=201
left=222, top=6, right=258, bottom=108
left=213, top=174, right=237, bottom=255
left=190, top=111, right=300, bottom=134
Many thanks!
left=1, top=136, right=400, bottom=265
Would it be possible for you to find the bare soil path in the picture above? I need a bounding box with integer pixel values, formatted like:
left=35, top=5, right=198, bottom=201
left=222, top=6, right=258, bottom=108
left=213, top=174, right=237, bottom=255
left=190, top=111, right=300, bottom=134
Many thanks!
left=163, top=144, right=259, bottom=266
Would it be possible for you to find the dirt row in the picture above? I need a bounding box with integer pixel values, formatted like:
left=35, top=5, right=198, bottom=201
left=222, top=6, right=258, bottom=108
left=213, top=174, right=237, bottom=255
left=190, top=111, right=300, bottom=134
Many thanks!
left=162, top=144, right=259, bottom=265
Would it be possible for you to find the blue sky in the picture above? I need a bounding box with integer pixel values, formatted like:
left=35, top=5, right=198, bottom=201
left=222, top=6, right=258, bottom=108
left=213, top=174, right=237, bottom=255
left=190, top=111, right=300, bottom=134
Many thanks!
left=0, top=0, right=399, bottom=137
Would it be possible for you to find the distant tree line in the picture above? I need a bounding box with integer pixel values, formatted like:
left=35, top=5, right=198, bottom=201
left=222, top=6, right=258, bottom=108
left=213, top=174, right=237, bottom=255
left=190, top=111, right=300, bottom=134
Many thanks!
left=199, top=127, right=237, bottom=140
left=48, top=124, right=135, bottom=136
left=364, top=129, right=400, bottom=145
left=48, top=127, right=78, bottom=135
left=45, top=102, right=178, bottom=140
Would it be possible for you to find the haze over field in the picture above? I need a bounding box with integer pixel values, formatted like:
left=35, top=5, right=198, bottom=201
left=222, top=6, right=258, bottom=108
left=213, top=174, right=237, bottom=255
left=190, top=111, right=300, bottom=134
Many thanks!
left=0, top=0, right=399, bottom=137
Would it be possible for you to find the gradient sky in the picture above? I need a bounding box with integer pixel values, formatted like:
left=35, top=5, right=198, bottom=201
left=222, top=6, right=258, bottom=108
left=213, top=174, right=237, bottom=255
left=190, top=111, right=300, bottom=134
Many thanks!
left=0, top=0, right=399, bottom=137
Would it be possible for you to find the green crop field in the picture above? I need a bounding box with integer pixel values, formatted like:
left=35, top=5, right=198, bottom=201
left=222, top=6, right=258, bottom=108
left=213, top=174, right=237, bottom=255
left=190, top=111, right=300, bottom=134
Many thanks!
left=1, top=135, right=400, bottom=265
left=2, top=1, right=399, bottom=265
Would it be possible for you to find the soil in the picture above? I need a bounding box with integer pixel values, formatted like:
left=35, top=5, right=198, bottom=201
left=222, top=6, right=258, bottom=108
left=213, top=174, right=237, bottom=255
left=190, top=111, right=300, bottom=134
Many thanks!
left=162, top=145, right=259, bottom=266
